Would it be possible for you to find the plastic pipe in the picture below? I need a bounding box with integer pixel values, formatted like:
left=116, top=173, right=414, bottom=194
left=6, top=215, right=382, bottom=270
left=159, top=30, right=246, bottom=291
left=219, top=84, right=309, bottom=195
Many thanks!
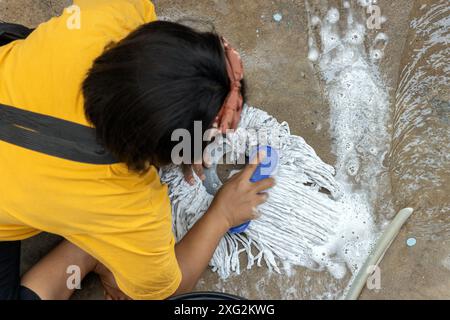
left=344, top=207, right=414, bottom=300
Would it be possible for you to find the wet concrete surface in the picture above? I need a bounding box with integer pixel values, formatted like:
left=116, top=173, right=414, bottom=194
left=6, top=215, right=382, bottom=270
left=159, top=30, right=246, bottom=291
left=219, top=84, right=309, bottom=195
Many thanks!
left=0, top=0, right=448, bottom=299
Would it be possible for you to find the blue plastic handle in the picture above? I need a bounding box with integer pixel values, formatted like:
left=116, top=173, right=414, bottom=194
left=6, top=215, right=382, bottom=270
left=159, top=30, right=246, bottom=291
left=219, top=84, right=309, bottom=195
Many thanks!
left=229, top=146, right=278, bottom=234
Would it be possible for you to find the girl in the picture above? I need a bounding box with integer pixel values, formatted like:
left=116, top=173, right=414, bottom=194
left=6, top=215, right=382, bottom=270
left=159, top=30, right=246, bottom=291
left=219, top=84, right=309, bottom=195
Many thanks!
left=0, top=0, right=274, bottom=300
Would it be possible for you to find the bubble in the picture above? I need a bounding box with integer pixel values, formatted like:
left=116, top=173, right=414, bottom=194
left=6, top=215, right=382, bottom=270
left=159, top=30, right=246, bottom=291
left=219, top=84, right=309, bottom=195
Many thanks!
left=406, top=238, right=417, bottom=247
left=311, top=16, right=321, bottom=26
left=370, top=49, right=384, bottom=60
left=345, top=142, right=353, bottom=151
left=346, top=30, right=364, bottom=45
left=325, top=8, right=340, bottom=24
left=308, top=48, right=319, bottom=62
left=357, top=0, right=373, bottom=7
left=346, top=159, right=360, bottom=176
left=324, top=32, right=340, bottom=50
left=273, top=13, right=283, bottom=22
left=374, top=33, right=389, bottom=45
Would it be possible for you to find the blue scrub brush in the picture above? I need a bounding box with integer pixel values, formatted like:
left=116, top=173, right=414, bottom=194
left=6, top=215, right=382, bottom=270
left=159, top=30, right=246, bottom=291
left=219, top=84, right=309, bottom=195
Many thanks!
left=229, top=145, right=279, bottom=234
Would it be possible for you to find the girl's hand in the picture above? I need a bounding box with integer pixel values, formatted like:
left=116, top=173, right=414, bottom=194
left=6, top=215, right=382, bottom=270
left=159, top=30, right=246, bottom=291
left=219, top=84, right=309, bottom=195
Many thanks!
left=208, top=152, right=275, bottom=229
left=173, top=152, right=275, bottom=295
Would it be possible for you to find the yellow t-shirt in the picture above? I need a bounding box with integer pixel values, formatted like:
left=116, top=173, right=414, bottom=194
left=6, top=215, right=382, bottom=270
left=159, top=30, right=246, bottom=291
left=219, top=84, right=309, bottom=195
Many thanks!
left=0, top=0, right=181, bottom=300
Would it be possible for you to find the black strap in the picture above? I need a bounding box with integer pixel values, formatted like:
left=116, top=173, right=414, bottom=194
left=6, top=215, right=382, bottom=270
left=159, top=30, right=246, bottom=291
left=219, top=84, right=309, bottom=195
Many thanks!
left=0, top=22, right=33, bottom=46
left=0, top=103, right=118, bottom=165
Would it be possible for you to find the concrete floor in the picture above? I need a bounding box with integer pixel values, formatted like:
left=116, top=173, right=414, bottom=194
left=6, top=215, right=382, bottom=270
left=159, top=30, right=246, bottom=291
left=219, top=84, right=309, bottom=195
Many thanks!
left=1, top=0, right=449, bottom=299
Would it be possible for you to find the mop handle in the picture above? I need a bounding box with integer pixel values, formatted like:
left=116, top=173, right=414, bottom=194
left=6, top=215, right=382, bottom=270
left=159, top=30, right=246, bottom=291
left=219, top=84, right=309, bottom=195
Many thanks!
left=229, top=146, right=278, bottom=234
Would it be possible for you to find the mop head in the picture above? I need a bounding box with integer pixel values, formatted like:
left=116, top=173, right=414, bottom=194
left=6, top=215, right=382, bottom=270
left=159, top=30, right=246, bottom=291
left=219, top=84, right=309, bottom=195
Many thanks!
left=161, top=105, right=344, bottom=279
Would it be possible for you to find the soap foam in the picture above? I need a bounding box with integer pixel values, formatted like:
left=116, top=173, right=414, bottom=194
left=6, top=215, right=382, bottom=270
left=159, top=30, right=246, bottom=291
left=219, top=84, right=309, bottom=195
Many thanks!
left=306, top=2, right=393, bottom=289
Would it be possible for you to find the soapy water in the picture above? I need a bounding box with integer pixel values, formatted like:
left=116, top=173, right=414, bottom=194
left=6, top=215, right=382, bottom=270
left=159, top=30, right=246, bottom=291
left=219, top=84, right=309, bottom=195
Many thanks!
left=305, top=0, right=394, bottom=284
left=306, top=3, right=391, bottom=195
left=306, top=1, right=391, bottom=190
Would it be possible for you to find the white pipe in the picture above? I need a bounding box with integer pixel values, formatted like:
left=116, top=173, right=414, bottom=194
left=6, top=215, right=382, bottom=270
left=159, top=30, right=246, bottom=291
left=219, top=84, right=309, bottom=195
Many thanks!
left=345, top=207, right=414, bottom=300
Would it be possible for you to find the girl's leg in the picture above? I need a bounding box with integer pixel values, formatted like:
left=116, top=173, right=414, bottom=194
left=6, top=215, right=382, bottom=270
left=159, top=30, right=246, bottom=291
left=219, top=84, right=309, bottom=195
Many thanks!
left=21, top=239, right=97, bottom=300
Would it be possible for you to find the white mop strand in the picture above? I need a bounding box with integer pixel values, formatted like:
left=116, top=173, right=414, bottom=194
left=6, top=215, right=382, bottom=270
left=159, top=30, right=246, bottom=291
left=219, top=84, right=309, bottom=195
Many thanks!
left=161, top=106, right=345, bottom=279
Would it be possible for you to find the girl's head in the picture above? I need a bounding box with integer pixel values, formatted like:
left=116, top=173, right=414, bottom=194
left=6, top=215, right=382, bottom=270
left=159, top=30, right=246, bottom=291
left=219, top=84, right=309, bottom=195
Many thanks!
left=83, top=21, right=246, bottom=172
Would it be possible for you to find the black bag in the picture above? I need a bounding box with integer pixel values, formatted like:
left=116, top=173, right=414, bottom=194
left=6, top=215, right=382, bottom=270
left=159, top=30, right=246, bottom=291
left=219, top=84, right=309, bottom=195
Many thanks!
left=0, top=22, right=33, bottom=46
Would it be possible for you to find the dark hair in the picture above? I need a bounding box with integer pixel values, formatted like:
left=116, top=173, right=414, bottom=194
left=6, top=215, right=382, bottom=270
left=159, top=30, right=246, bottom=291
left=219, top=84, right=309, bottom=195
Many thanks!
left=83, top=21, right=246, bottom=172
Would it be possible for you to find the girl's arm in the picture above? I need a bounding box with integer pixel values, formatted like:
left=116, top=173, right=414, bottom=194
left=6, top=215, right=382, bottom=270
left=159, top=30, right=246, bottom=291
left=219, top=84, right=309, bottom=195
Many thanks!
left=173, top=153, right=275, bottom=295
